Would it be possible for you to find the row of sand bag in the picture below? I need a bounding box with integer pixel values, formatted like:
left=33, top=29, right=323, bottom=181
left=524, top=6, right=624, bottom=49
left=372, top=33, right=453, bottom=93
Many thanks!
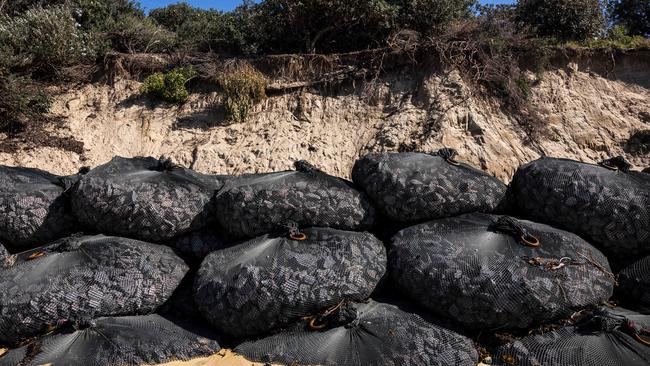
left=0, top=235, right=187, bottom=345
left=352, top=151, right=649, bottom=270
left=0, top=301, right=480, bottom=366
left=174, top=225, right=483, bottom=366
left=0, top=157, right=380, bottom=252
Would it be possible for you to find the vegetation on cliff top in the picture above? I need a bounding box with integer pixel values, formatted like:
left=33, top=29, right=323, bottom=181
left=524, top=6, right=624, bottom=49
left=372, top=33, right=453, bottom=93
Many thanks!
left=0, top=0, right=648, bottom=130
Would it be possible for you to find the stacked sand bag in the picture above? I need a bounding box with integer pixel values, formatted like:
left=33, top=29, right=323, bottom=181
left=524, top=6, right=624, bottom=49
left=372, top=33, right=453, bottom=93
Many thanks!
left=1, top=151, right=648, bottom=366
left=510, top=156, right=650, bottom=270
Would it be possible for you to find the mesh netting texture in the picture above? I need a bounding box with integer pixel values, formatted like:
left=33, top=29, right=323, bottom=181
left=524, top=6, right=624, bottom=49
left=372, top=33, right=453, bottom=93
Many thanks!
left=618, top=255, right=650, bottom=313
left=172, top=227, right=232, bottom=262
left=0, top=243, right=9, bottom=268
left=235, top=300, right=478, bottom=366
left=193, top=227, right=387, bottom=338
left=351, top=150, right=508, bottom=223
left=0, top=166, right=81, bottom=250
left=0, top=314, right=221, bottom=366
left=0, top=235, right=188, bottom=344
left=214, top=161, right=376, bottom=239
left=70, top=156, right=226, bottom=242
left=390, top=213, right=615, bottom=331
left=494, top=307, right=650, bottom=366
left=510, top=157, right=650, bottom=269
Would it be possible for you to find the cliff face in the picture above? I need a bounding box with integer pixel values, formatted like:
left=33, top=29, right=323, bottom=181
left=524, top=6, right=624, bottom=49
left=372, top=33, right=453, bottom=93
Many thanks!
left=1, top=51, right=648, bottom=180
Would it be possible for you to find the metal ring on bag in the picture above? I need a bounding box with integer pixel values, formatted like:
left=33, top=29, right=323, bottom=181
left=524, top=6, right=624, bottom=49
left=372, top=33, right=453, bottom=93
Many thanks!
left=289, top=233, right=307, bottom=241
left=308, top=317, right=327, bottom=331
left=520, top=234, right=540, bottom=248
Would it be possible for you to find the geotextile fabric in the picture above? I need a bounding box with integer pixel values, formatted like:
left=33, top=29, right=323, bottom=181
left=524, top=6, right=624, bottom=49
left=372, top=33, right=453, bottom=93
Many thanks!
left=618, top=255, right=650, bottom=313
left=214, top=161, right=376, bottom=240
left=0, top=166, right=81, bottom=250
left=235, top=300, right=478, bottom=366
left=0, top=315, right=221, bottom=366
left=70, top=156, right=226, bottom=242
left=193, top=227, right=386, bottom=338
left=494, top=307, right=650, bottom=366
left=389, top=213, right=615, bottom=330
left=510, top=156, right=650, bottom=269
left=351, top=149, right=507, bottom=223
left=0, top=235, right=188, bottom=344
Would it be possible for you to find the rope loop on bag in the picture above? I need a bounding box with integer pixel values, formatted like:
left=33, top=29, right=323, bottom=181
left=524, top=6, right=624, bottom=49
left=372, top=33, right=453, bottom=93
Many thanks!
left=493, top=216, right=540, bottom=248
left=304, top=301, right=356, bottom=331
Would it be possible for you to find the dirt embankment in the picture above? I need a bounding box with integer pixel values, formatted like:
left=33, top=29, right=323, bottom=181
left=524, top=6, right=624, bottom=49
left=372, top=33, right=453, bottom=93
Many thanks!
left=0, top=50, right=648, bottom=180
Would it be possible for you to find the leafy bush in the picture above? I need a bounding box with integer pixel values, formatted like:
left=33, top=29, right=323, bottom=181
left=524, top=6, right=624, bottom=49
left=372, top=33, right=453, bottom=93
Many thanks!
left=607, top=0, right=650, bottom=37
left=394, top=0, right=477, bottom=35
left=565, top=24, right=650, bottom=48
left=517, top=0, right=606, bottom=41
left=219, top=64, right=267, bottom=123
left=149, top=2, right=202, bottom=31
left=0, top=5, right=100, bottom=72
left=140, top=67, right=196, bottom=104
left=252, top=0, right=399, bottom=53
left=69, top=0, right=143, bottom=31
left=106, top=14, right=176, bottom=53
left=0, top=72, right=51, bottom=133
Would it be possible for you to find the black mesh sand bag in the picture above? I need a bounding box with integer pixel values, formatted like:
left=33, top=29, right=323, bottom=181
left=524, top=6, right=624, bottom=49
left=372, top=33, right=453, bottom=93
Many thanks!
left=193, top=226, right=386, bottom=338
left=511, top=156, right=650, bottom=269
left=0, top=243, right=9, bottom=268
left=172, top=227, right=232, bottom=262
left=214, top=160, right=376, bottom=239
left=390, top=213, right=615, bottom=331
left=235, top=300, right=478, bottom=366
left=494, top=307, right=650, bottom=366
left=0, top=166, right=83, bottom=250
left=617, top=255, right=650, bottom=313
left=0, top=235, right=188, bottom=344
left=352, top=149, right=508, bottom=223
left=0, top=314, right=221, bottom=366
left=70, top=156, right=226, bottom=242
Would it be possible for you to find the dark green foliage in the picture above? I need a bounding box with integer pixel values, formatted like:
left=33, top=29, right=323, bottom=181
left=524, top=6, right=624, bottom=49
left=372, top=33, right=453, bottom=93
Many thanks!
left=140, top=67, right=196, bottom=104
left=0, top=72, right=52, bottom=133
left=516, top=0, right=606, bottom=41
left=150, top=2, right=203, bottom=31
left=105, top=14, right=176, bottom=53
left=608, top=0, right=650, bottom=37
left=394, top=0, right=477, bottom=35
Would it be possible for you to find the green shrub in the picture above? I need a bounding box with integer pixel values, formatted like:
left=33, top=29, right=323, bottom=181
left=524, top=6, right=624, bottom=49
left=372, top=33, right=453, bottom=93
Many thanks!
left=0, top=5, right=100, bottom=72
left=140, top=67, right=196, bottom=104
left=149, top=2, right=201, bottom=31
left=0, top=72, right=52, bottom=133
left=394, top=0, right=477, bottom=35
left=517, top=0, right=606, bottom=41
left=607, top=0, right=650, bottom=37
left=219, top=64, right=267, bottom=123
left=106, top=14, right=176, bottom=53
left=565, top=24, right=650, bottom=48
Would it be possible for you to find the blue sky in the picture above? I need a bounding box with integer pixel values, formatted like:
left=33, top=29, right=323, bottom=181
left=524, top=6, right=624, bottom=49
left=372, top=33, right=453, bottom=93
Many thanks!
left=139, top=0, right=516, bottom=13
